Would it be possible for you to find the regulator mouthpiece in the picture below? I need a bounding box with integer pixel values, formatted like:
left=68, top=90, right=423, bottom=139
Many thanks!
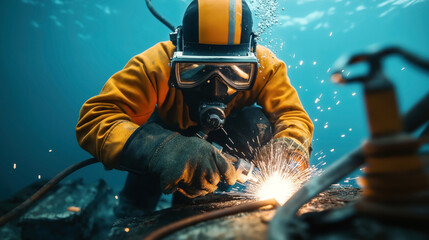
left=199, top=102, right=226, bottom=132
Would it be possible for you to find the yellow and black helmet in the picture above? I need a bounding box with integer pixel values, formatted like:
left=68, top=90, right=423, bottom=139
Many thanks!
left=169, top=0, right=258, bottom=90
left=172, top=0, right=255, bottom=55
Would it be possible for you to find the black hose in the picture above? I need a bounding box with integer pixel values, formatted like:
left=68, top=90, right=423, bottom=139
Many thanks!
left=0, top=158, right=98, bottom=227
left=145, top=0, right=175, bottom=32
left=144, top=198, right=279, bottom=240
left=403, top=93, right=429, bottom=133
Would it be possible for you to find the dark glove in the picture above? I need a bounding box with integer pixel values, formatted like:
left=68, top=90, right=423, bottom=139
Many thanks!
left=254, top=137, right=310, bottom=171
left=119, top=121, right=237, bottom=198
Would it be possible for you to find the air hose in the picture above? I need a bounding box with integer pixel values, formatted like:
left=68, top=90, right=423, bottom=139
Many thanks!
left=0, top=158, right=98, bottom=227
left=145, top=0, right=175, bottom=32
left=144, top=198, right=279, bottom=240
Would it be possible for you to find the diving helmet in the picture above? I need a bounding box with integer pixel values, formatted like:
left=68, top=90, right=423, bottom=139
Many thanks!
left=169, top=0, right=259, bottom=132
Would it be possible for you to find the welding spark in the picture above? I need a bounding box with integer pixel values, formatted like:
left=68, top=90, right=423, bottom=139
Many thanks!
left=228, top=140, right=321, bottom=205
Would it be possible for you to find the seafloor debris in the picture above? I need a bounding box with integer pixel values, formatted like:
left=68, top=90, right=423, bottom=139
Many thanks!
left=109, top=187, right=362, bottom=240
left=0, top=179, right=115, bottom=240
left=2, top=181, right=428, bottom=240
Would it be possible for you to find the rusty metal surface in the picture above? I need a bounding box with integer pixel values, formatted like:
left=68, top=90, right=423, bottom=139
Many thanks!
left=109, top=187, right=362, bottom=240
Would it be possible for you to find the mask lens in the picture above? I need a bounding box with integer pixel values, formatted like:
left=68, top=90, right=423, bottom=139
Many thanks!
left=220, top=63, right=253, bottom=86
left=175, top=62, right=255, bottom=89
left=176, top=63, right=207, bottom=86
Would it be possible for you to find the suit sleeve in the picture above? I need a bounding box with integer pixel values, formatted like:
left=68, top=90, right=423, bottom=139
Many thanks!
left=75, top=43, right=172, bottom=169
left=256, top=48, right=314, bottom=152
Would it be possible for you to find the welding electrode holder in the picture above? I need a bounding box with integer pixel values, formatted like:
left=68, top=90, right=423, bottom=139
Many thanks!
left=211, top=142, right=255, bottom=184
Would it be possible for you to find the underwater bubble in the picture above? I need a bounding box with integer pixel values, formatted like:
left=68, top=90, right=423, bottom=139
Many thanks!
left=249, top=0, right=279, bottom=41
left=352, top=92, right=356, bottom=96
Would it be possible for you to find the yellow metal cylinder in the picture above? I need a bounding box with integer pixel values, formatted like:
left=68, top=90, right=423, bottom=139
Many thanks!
left=365, top=89, right=402, bottom=136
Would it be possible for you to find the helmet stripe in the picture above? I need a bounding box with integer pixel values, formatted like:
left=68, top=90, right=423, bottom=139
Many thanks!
left=198, top=0, right=229, bottom=44
left=234, top=0, right=242, bottom=44
left=228, top=0, right=236, bottom=44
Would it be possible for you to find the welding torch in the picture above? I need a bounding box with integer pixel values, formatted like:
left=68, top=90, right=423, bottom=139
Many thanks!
left=196, top=102, right=257, bottom=184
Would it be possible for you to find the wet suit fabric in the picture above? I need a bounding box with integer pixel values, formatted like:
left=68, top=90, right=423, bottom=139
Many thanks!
left=76, top=41, right=314, bottom=169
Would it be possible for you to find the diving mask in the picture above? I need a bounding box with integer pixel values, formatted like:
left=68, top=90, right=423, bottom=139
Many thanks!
left=169, top=51, right=259, bottom=90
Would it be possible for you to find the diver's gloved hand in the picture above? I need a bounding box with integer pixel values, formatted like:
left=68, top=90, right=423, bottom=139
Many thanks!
left=255, top=137, right=310, bottom=171
left=119, top=121, right=237, bottom=198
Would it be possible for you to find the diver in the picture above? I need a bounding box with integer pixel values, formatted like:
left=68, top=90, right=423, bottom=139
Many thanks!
left=75, top=0, right=313, bottom=217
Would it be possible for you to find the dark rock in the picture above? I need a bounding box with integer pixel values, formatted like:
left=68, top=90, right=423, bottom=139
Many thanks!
left=0, top=180, right=52, bottom=216
left=18, top=179, right=115, bottom=240
left=0, top=180, right=53, bottom=240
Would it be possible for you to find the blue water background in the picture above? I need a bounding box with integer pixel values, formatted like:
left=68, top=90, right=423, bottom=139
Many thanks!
left=1, top=0, right=428, bottom=199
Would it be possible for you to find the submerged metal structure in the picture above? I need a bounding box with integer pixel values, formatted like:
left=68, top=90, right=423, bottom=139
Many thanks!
left=269, top=47, right=429, bottom=240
